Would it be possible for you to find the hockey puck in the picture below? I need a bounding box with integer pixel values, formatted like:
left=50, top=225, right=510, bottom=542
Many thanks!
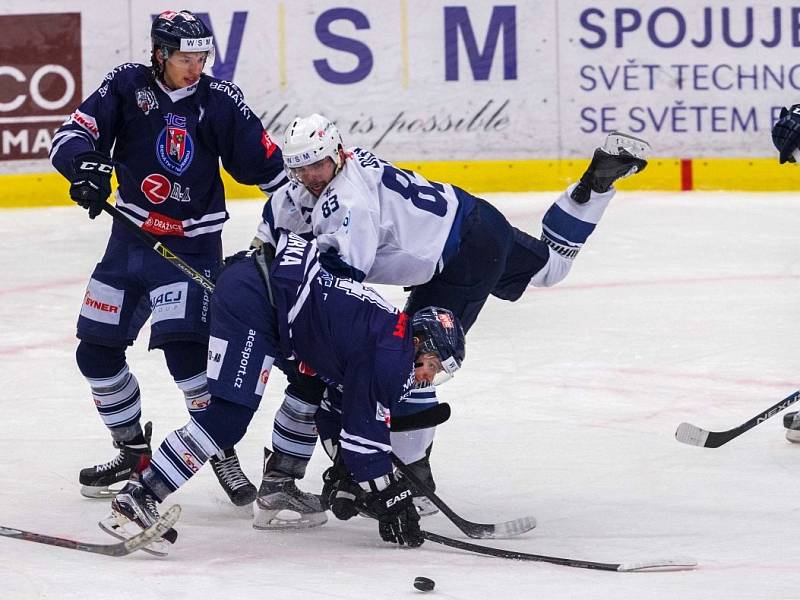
left=413, top=576, right=435, bottom=592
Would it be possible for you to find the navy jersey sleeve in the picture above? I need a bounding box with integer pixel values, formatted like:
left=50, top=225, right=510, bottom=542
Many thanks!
left=205, top=80, right=287, bottom=193
left=49, top=64, right=133, bottom=179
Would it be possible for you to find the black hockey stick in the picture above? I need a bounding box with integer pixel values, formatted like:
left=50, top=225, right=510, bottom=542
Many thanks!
left=390, top=403, right=451, bottom=432
left=391, top=453, right=536, bottom=539
left=675, top=390, right=800, bottom=448
left=0, top=504, right=181, bottom=557
left=421, top=531, right=697, bottom=572
left=101, top=202, right=216, bottom=294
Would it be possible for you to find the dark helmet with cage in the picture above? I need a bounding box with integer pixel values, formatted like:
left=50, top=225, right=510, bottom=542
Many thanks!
left=411, top=307, right=466, bottom=385
left=150, top=10, right=215, bottom=81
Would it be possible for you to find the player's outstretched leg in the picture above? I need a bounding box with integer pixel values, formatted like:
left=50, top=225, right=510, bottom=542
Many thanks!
left=253, top=448, right=327, bottom=530
left=784, top=411, right=800, bottom=442
left=570, top=131, right=650, bottom=204
left=79, top=421, right=153, bottom=498
left=209, top=448, right=257, bottom=506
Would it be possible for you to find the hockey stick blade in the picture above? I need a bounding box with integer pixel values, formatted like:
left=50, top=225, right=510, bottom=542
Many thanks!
left=675, top=390, right=800, bottom=448
left=390, top=403, right=451, bottom=432
left=391, top=453, right=536, bottom=539
left=0, top=504, right=181, bottom=557
left=422, top=531, right=697, bottom=572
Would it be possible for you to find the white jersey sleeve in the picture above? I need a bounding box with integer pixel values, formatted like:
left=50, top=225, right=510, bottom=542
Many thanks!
left=310, top=148, right=461, bottom=285
left=253, top=182, right=315, bottom=247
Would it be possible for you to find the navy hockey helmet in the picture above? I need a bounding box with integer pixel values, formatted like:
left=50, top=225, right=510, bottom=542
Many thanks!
left=150, top=10, right=215, bottom=77
left=411, top=307, right=465, bottom=385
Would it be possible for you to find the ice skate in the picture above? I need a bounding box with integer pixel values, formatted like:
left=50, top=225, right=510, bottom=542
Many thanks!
left=571, top=132, right=650, bottom=203
left=253, top=448, right=327, bottom=530
left=210, top=447, right=257, bottom=507
left=784, top=411, right=800, bottom=443
left=79, top=422, right=152, bottom=498
left=98, top=473, right=177, bottom=557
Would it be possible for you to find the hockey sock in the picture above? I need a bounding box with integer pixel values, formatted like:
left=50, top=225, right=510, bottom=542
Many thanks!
left=271, top=390, right=319, bottom=477
left=162, top=342, right=211, bottom=415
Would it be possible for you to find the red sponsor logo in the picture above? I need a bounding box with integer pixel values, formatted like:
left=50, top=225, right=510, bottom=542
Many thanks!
left=190, top=398, right=209, bottom=409
left=260, top=369, right=269, bottom=384
left=298, top=361, right=316, bottom=376
left=393, top=312, right=408, bottom=338
left=182, top=452, right=199, bottom=472
left=261, top=130, right=277, bottom=159
left=71, top=110, right=98, bottom=137
left=142, top=212, right=184, bottom=236
left=437, top=312, right=455, bottom=329
left=141, top=173, right=170, bottom=204
left=83, top=290, right=119, bottom=313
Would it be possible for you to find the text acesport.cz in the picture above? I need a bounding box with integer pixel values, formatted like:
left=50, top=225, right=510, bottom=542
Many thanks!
left=234, top=329, right=256, bottom=389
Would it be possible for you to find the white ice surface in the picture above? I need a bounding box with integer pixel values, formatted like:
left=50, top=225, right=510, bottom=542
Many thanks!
left=1, top=191, right=799, bottom=599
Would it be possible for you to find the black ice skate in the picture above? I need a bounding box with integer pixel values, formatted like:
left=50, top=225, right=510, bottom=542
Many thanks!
left=209, top=447, right=257, bottom=506
left=79, top=421, right=152, bottom=498
left=571, top=132, right=650, bottom=204
left=98, top=473, right=177, bottom=557
left=784, top=411, right=800, bottom=443
left=253, top=448, right=327, bottom=530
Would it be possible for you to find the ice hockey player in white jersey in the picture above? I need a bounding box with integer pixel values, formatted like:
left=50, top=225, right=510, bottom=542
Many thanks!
left=252, top=113, right=650, bottom=520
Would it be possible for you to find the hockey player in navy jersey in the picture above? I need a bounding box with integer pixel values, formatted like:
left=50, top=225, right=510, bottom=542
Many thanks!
left=49, top=10, right=288, bottom=507
left=103, top=231, right=464, bottom=552
left=252, top=114, right=650, bottom=517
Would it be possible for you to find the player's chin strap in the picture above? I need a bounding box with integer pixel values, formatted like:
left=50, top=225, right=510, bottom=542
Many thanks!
left=253, top=244, right=276, bottom=308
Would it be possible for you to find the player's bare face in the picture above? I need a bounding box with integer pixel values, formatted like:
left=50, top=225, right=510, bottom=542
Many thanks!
left=292, top=158, right=337, bottom=197
left=414, top=353, right=444, bottom=385
left=162, top=51, right=206, bottom=90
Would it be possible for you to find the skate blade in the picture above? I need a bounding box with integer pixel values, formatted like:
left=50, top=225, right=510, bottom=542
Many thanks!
left=212, top=495, right=255, bottom=519
left=252, top=507, right=328, bottom=530
left=786, top=429, right=800, bottom=443
left=98, top=512, right=172, bottom=557
left=80, top=484, right=123, bottom=499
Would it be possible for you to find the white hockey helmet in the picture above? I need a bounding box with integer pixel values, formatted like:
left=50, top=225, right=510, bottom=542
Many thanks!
left=282, top=114, right=344, bottom=175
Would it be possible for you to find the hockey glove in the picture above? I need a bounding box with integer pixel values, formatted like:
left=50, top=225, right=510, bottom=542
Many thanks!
left=772, top=105, right=800, bottom=164
left=70, top=151, right=113, bottom=219
left=362, top=474, right=423, bottom=547
left=321, top=462, right=363, bottom=520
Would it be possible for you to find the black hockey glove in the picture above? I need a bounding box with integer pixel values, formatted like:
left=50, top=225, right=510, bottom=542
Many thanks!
left=321, top=461, right=363, bottom=521
left=362, top=474, right=423, bottom=547
left=772, top=105, right=800, bottom=164
left=70, top=151, right=113, bottom=219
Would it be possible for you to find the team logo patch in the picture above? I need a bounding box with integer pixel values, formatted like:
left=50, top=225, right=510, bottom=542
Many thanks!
left=135, top=87, right=158, bottom=115
left=261, top=130, right=277, bottom=158
left=206, top=336, right=228, bottom=380
left=375, top=402, right=391, bottom=426
left=255, top=355, right=275, bottom=397
left=149, top=282, right=188, bottom=324
left=155, top=113, right=194, bottom=175
left=437, top=312, right=455, bottom=329
left=141, top=174, right=170, bottom=204
left=80, top=279, right=124, bottom=325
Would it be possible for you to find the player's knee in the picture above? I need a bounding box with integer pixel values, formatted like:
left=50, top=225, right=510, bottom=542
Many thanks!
left=161, top=341, right=207, bottom=381
left=75, top=340, right=126, bottom=378
left=192, top=397, right=255, bottom=449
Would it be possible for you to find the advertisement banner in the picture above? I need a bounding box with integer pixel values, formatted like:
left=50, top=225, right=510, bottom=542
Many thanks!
left=0, top=13, right=82, bottom=161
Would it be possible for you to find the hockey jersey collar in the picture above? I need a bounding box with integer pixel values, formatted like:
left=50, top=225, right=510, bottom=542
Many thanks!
left=155, top=78, right=199, bottom=102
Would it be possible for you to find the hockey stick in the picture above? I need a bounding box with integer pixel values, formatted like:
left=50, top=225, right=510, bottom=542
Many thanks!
left=421, top=531, right=697, bottom=572
left=0, top=504, right=181, bottom=557
left=391, top=453, right=536, bottom=539
left=390, top=403, right=451, bottom=432
left=675, top=390, right=800, bottom=448
left=100, top=202, right=216, bottom=294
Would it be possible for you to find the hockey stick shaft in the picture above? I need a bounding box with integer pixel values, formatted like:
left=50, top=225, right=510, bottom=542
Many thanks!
left=101, top=202, right=216, bottom=294
left=421, top=531, right=697, bottom=572
left=391, top=453, right=536, bottom=539
left=0, top=505, right=181, bottom=557
left=676, top=390, right=800, bottom=448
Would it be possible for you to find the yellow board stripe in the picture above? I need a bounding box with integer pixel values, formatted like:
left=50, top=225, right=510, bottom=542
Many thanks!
left=0, top=158, right=796, bottom=208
